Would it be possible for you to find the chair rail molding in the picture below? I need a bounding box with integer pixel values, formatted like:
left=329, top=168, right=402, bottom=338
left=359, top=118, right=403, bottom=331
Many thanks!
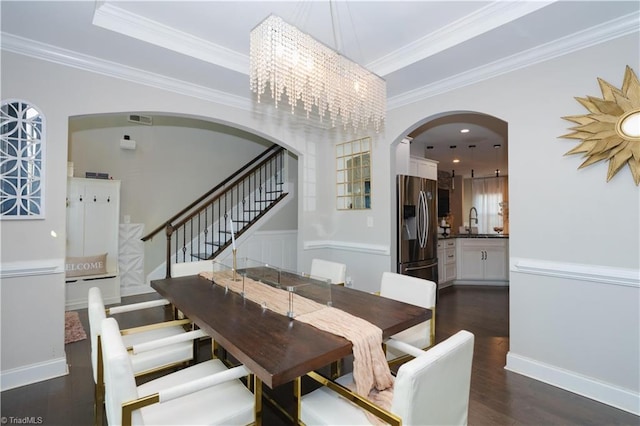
left=304, top=240, right=390, bottom=256
left=510, top=257, right=639, bottom=288
left=0, top=258, right=65, bottom=278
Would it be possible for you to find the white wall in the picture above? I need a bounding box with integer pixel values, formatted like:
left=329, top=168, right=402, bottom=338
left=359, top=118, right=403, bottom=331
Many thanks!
left=298, top=131, right=394, bottom=293
left=385, top=34, right=639, bottom=414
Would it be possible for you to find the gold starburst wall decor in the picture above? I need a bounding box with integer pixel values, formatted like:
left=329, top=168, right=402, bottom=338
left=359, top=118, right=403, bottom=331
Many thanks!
left=560, top=65, right=640, bottom=185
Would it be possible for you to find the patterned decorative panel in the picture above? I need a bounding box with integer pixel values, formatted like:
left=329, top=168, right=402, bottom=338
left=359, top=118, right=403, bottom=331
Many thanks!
left=119, top=223, right=145, bottom=289
left=0, top=100, right=45, bottom=219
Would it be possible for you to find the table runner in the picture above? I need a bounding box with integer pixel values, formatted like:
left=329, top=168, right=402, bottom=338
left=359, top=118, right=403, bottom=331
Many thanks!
left=201, top=270, right=394, bottom=424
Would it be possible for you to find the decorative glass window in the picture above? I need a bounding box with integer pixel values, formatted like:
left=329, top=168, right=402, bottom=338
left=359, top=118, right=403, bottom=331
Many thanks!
left=336, top=137, right=371, bottom=210
left=1, top=100, right=45, bottom=219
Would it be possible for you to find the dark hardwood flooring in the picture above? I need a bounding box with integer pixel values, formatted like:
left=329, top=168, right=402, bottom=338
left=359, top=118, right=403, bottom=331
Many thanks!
left=1, top=286, right=637, bottom=425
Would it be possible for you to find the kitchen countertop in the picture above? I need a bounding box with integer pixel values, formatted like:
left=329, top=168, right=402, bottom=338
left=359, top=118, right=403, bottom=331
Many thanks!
left=439, top=234, right=509, bottom=239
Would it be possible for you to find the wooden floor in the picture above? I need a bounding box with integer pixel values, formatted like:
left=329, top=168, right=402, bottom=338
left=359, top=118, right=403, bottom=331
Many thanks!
left=1, top=285, right=637, bottom=425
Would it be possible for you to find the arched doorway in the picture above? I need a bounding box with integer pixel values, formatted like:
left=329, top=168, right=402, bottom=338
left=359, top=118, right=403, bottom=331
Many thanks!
left=401, top=111, right=508, bottom=235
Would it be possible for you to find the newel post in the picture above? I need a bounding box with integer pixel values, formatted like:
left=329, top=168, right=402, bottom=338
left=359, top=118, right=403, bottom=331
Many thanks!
left=165, top=223, right=174, bottom=278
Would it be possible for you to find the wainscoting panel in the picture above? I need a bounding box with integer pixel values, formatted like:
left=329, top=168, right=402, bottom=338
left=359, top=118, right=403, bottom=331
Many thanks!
left=241, top=230, right=297, bottom=271
left=508, top=257, right=640, bottom=415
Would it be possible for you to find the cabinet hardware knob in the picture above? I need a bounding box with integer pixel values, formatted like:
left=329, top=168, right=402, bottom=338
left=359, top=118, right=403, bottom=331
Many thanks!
left=79, top=196, right=83, bottom=202
left=94, top=196, right=97, bottom=202
left=107, top=196, right=110, bottom=203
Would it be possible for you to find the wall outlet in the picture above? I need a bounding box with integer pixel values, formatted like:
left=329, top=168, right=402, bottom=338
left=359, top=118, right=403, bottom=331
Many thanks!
left=345, top=276, right=353, bottom=287
left=367, top=216, right=374, bottom=227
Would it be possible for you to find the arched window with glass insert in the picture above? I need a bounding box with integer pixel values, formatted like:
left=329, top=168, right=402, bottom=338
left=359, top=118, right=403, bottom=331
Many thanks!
left=1, top=100, right=45, bottom=219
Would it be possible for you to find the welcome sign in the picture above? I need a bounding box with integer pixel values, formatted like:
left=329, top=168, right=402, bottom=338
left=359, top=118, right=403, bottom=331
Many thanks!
left=66, top=253, right=107, bottom=278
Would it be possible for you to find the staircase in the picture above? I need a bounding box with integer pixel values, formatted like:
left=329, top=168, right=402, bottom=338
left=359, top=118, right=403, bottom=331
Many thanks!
left=142, top=144, right=288, bottom=277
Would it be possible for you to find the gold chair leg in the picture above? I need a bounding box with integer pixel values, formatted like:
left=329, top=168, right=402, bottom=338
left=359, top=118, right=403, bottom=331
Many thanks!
left=254, top=375, right=263, bottom=426
left=330, top=359, right=343, bottom=379
left=293, top=376, right=302, bottom=425
left=95, top=336, right=105, bottom=426
left=212, top=340, right=221, bottom=360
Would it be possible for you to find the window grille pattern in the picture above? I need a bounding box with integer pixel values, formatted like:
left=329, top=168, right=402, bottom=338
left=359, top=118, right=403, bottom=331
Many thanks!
left=1, top=100, right=45, bottom=219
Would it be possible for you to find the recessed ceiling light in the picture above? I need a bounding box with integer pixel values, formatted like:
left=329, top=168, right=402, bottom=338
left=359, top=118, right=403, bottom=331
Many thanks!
left=460, top=129, right=470, bottom=133
left=453, top=159, right=460, bottom=163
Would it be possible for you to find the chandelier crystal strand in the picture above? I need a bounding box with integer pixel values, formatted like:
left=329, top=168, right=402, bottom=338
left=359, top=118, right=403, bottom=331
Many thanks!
left=250, top=14, right=386, bottom=132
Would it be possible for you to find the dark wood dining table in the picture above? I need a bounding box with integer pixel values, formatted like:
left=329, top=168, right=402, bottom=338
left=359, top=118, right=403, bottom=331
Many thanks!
left=151, top=272, right=431, bottom=424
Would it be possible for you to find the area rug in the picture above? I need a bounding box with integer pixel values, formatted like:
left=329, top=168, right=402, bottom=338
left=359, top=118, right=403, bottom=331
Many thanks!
left=65, top=311, right=87, bottom=344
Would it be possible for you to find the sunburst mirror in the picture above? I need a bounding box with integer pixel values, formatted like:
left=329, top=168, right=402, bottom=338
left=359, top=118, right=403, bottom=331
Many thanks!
left=560, top=65, right=640, bottom=185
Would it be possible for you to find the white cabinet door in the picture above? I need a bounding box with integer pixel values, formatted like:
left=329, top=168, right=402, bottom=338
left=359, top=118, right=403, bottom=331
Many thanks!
left=409, top=157, right=438, bottom=180
left=484, top=245, right=508, bottom=280
left=458, top=245, right=484, bottom=279
left=66, top=182, right=85, bottom=257
left=438, top=239, right=457, bottom=284
left=444, top=247, right=457, bottom=282
left=457, top=239, right=508, bottom=282
left=82, top=181, right=120, bottom=272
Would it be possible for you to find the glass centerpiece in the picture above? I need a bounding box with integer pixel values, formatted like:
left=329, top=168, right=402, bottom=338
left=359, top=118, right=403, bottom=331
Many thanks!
left=211, top=257, right=332, bottom=318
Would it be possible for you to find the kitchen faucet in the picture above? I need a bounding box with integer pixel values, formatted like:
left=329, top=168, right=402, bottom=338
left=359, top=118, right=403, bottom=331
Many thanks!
left=468, top=207, right=478, bottom=234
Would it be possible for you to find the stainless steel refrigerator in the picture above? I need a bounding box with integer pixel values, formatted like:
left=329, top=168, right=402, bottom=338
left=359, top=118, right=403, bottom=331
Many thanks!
left=397, top=174, right=439, bottom=289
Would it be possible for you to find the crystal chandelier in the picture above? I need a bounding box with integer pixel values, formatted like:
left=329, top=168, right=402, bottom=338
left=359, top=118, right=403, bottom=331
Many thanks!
left=250, top=14, right=386, bottom=132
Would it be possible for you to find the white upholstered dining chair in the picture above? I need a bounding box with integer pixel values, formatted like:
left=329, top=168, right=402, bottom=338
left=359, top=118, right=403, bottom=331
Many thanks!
left=379, top=271, right=437, bottom=364
left=88, top=287, right=199, bottom=426
left=301, top=330, right=475, bottom=426
left=310, top=258, right=347, bottom=285
left=101, top=317, right=255, bottom=426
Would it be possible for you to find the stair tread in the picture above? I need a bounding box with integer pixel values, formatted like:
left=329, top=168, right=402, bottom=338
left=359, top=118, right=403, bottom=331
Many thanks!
left=191, top=253, right=212, bottom=260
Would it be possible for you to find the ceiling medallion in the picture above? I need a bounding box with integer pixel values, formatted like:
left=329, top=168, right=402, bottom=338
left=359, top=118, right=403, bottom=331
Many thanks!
left=560, top=65, right=640, bottom=185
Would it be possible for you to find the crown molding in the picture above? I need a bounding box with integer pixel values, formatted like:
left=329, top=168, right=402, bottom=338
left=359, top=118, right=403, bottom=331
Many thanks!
left=388, top=11, right=640, bottom=110
left=3, top=9, right=637, bottom=117
left=369, top=1, right=556, bottom=77
left=1, top=33, right=250, bottom=111
left=93, top=1, right=248, bottom=74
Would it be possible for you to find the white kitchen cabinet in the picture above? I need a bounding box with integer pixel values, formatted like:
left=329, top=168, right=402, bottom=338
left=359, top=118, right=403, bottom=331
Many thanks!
left=66, top=178, right=121, bottom=309
left=437, top=239, right=457, bottom=287
left=456, top=238, right=508, bottom=284
left=409, top=156, right=438, bottom=180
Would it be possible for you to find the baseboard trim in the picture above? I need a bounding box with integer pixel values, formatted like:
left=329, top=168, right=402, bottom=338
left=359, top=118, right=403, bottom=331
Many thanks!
left=121, top=285, right=156, bottom=297
left=505, top=352, right=640, bottom=416
left=0, top=357, right=68, bottom=392
left=452, top=279, right=508, bottom=286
